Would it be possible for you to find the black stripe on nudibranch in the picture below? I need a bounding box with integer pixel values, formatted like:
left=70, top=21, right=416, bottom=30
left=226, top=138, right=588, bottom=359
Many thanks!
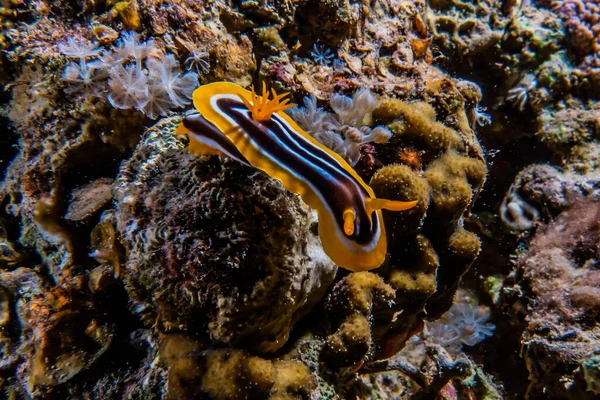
left=216, top=97, right=379, bottom=245
left=181, top=113, right=251, bottom=167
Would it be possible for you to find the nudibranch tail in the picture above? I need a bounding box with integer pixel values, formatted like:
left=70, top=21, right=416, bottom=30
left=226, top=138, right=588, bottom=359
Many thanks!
left=239, top=82, right=295, bottom=122
left=366, top=198, right=419, bottom=214
left=180, top=82, right=417, bottom=272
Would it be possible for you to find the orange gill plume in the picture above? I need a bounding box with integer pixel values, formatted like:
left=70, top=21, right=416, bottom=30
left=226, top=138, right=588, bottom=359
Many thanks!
left=239, top=82, right=295, bottom=122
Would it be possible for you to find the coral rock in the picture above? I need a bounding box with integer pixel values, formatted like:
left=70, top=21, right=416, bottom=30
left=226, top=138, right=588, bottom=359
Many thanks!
left=506, top=200, right=600, bottom=399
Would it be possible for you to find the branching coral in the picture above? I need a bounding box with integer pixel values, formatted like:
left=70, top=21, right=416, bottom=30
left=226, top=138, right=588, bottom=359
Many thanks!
left=287, top=88, right=392, bottom=165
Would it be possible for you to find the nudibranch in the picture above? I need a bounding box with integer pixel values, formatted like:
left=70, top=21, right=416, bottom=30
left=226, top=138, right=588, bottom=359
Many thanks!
left=176, top=82, right=417, bottom=271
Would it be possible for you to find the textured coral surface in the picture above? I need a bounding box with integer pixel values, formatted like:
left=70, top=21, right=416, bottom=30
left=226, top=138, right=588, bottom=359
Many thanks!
left=504, top=200, right=600, bottom=398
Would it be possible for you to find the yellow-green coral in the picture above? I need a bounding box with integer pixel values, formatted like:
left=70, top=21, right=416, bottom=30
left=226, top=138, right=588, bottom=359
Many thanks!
left=370, top=164, right=430, bottom=238
left=323, top=314, right=372, bottom=372
left=374, top=99, right=463, bottom=153
left=388, top=234, right=439, bottom=294
left=322, top=272, right=396, bottom=372
left=448, top=228, right=481, bottom=262
left=333, top=272, right=396, bottom=316
left=160, top=334, right=316, bottom=400
left=423, top=150, right=486, bottom=224
left=201, top=351, right=275, bottom=399
left=271, top=360, right=317, bottom=400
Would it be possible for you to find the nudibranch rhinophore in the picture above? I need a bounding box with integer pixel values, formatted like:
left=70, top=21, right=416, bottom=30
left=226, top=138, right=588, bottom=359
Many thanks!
left=176, top=82, right=417, bottom=271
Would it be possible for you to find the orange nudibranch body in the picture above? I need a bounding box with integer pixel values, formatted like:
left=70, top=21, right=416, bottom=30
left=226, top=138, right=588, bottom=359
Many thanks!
left=176, top=82, right=417, bottom=271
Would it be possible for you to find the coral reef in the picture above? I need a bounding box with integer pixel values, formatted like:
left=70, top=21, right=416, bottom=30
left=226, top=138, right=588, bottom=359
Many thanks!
left=1, top=0, right=564, bottom=398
